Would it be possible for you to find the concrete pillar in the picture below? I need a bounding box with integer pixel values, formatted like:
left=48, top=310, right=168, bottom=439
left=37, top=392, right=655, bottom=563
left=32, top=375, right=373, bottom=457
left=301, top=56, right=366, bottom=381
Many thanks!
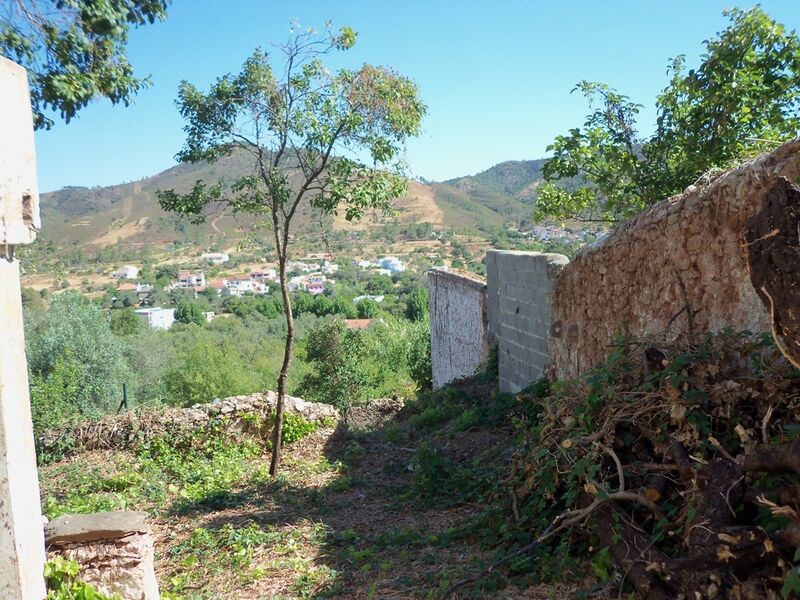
left=0, top=56, right=47, bottom=598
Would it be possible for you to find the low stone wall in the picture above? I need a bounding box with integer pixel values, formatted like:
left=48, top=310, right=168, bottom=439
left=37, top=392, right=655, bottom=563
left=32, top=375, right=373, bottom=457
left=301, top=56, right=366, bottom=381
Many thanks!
left=486, top=250, right=569, bottom=393
left=428, top=269, right=489, bottom=389
left=38, top=392, right=339, bottom=457
left=548, top=138, right=800, bottom=380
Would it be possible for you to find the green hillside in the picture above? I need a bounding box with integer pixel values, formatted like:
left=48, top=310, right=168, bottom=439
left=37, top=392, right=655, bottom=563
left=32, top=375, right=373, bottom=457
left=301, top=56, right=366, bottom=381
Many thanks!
left=444, top=159, right=547, bottom=201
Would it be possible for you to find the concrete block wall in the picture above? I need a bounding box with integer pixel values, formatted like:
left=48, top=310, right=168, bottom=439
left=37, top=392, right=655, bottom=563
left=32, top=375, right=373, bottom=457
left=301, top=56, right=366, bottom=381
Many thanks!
left=428, top=269, right=490, bottom=389
left=486, top=251, right=569, bottom=393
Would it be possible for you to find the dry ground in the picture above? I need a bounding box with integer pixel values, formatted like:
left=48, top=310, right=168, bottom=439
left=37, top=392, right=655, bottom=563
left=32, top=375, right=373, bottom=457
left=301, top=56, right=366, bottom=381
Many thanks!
left=39, top=397, right=586, bottom=599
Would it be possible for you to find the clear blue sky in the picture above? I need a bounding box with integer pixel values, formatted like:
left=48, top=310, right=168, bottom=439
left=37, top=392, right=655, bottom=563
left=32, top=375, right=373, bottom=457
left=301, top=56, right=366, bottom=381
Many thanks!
left=33, top=0, right=798, bottom=192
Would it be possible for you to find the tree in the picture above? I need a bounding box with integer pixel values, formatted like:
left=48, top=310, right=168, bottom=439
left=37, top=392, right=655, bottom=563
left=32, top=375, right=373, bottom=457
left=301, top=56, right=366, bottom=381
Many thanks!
left=157, top=24, right=425, bottom=474
left=405, top=287, right=428, bottom=322
left=25, top=291, right=132, bottom=415
left=164, top=335, right=254, bottom=407
left=535, top=7, right=800, bottom=222
left=365, top=274, right=393, bottom=295
left=0, top=0, right=169, bottom=129
left=175, top=300, right=205, bottom=325
left=356, top=298, right=379, bottom=319
left=298, top=319, right=367, bottom=416
left=110, top=306, right=141, bottom=335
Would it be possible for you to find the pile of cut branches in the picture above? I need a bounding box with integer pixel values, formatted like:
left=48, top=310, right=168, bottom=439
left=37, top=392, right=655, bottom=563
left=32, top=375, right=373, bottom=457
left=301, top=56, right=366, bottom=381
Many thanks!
left=507, top=331, right=800, bottom=598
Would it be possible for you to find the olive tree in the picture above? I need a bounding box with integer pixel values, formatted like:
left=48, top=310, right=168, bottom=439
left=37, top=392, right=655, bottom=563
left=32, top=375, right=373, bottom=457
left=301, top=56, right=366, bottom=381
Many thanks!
left=0, top=0, right=169, bottom=129
left=157, top=25, right=425, bottom=474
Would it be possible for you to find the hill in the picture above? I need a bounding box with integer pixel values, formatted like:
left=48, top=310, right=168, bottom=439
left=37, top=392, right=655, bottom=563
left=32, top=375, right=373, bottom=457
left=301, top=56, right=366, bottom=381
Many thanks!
left=39, top=153, right=551, bottom=250
left=444, top=159, right=547, bottom=201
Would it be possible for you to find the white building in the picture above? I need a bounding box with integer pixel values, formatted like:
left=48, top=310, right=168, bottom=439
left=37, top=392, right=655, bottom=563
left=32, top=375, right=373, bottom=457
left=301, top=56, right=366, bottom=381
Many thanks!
left=288, top=273, right=326, bottom=294
left=321, top=260, right=339, bottom=274
left=135, top=307, right=175, bottom=330
left=201, top=252, right=229, bottom=265
left=379, top=256, right=405, bottom=273
left=224, top=279, right=254, bottom=297
left=354, top=294, right=385, bottom=303
left=174, top=271, right=206, bottom=288
left=112, top=265, right=139, bottom=280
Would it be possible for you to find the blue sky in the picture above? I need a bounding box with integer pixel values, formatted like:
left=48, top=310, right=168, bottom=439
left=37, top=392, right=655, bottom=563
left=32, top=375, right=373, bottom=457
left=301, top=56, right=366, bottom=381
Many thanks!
left=33, top=0, right=798, bottom=192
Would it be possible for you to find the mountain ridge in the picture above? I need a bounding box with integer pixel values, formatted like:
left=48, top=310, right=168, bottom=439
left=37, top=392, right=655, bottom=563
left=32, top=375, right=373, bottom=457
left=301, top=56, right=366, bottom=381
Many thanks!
left=40, top=153, right=550, bottom=249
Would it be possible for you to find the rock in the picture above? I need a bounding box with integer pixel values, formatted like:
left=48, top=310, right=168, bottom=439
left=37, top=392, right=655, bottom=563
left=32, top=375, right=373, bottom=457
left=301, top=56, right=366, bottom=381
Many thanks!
left=46, top=512, right=159, bottom=600
left=45, top=511, right=148, bottom=546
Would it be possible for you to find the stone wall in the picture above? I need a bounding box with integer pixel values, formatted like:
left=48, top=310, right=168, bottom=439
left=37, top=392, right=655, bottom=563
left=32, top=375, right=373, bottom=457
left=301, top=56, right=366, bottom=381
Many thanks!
left=548, top=138, right=800, bottom=380
left=486, top=251, right=569, bottom=393
left=428, top=269, right=489, bottom=389
left=38, top=392, right=339, bottom=457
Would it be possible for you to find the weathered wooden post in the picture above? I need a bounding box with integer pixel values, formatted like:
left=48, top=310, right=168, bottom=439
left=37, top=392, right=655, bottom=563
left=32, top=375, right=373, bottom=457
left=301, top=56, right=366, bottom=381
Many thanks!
left=0, top=56, right=47, bottom=598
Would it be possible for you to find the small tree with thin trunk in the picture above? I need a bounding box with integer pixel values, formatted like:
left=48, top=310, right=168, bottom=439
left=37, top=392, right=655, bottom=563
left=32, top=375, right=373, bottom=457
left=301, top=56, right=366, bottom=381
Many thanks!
left=157, top=24, right=425, bottom=474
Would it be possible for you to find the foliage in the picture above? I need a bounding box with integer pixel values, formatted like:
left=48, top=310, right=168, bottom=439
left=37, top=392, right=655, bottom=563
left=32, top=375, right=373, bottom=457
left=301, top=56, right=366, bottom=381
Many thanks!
left=489, top=332, right=800, bottom=595
left=0, top=0, right=169, bottom=129
left=44, top=556, right=116, bottom=599
left=30, top=349, right=84, bottom=432
left=157, top=23, right=425, bottom=474
left=280, top=413, right=318, bottom=444
left=536, top=7, right=800, bottom=222
left=163, top=334, right=256, bottom=407
left=405, top=287, right=428, bottom=322
left=174, top=301, right=205, bottom=326
left=407, top=319, right=432, bottom=391
left=356, top=297, right=379, bottom=319
left=26, top=292, right=132, bottom=417
left=110, top=307, right=141, bottom=335
left=298, top=320, right=367, bottom=415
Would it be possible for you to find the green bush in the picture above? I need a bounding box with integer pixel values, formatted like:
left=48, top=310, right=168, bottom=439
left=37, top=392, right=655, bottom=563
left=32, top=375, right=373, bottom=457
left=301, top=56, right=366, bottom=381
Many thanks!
left=164, top=335, right=257, bottom=406
left=26, top=292, right=132, bottom=418
left=298, top=320, right=368, bottom=415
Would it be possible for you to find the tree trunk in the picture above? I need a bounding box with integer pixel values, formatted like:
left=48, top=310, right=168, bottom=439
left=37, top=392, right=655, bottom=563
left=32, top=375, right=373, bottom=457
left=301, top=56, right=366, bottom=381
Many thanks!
left=269, top=249, right=295, bottom=476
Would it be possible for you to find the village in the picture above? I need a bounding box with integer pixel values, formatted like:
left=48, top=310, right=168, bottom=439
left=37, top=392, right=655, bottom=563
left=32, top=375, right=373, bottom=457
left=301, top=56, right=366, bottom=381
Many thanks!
left=107, top=253, right=412, bottom=330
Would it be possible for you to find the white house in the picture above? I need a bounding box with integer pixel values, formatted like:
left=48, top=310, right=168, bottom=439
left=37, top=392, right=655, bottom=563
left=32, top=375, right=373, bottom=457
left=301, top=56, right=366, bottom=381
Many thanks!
left=112, top=265, right=139, bottom=280
left=173, top=270, right=206, bottom=289
left=354, top=294, right=385, bottom=303
left=288, top=273, right=326, bottom=294
left=321, top=260, right=339, bottom=274
left=201, top=252, right=229, bottom=265
left=223, top=279, right=269, bottom=296
left=379, top=256, right=405, bottom=273
left=135, top=307, right=175, bottom=330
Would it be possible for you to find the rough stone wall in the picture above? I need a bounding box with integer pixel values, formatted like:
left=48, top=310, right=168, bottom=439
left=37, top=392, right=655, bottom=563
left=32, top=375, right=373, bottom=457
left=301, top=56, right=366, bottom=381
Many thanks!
left=37, top=392, right=339, bottom=457
left=549, top=138, right=800, bottom=380
left=428, top=269, right=489, bottom=389
left=486, top=251, right=569, bottom=393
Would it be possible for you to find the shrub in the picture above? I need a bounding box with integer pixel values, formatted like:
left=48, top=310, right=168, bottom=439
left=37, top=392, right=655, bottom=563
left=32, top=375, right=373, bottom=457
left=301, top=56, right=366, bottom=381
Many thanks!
left=175, top=301, right=205, bottom=326
left=164, top=335, right=256, bottom=407
left=408, top=319, right=432, bottom=391
left=298, top=320, right=367, bottom=415
left=356, top=298, right=379, bottom=318
left=25, top=291, right=132, bottom=417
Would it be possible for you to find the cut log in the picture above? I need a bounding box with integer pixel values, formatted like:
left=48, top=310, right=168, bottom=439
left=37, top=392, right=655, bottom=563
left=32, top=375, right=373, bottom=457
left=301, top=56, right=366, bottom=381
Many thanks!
left=742, top=440, right=800, bottom=477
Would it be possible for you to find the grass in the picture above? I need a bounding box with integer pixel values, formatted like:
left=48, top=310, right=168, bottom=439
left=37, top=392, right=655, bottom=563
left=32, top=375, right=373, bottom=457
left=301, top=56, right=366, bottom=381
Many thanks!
left=40, top=384, right=587, bottom=599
